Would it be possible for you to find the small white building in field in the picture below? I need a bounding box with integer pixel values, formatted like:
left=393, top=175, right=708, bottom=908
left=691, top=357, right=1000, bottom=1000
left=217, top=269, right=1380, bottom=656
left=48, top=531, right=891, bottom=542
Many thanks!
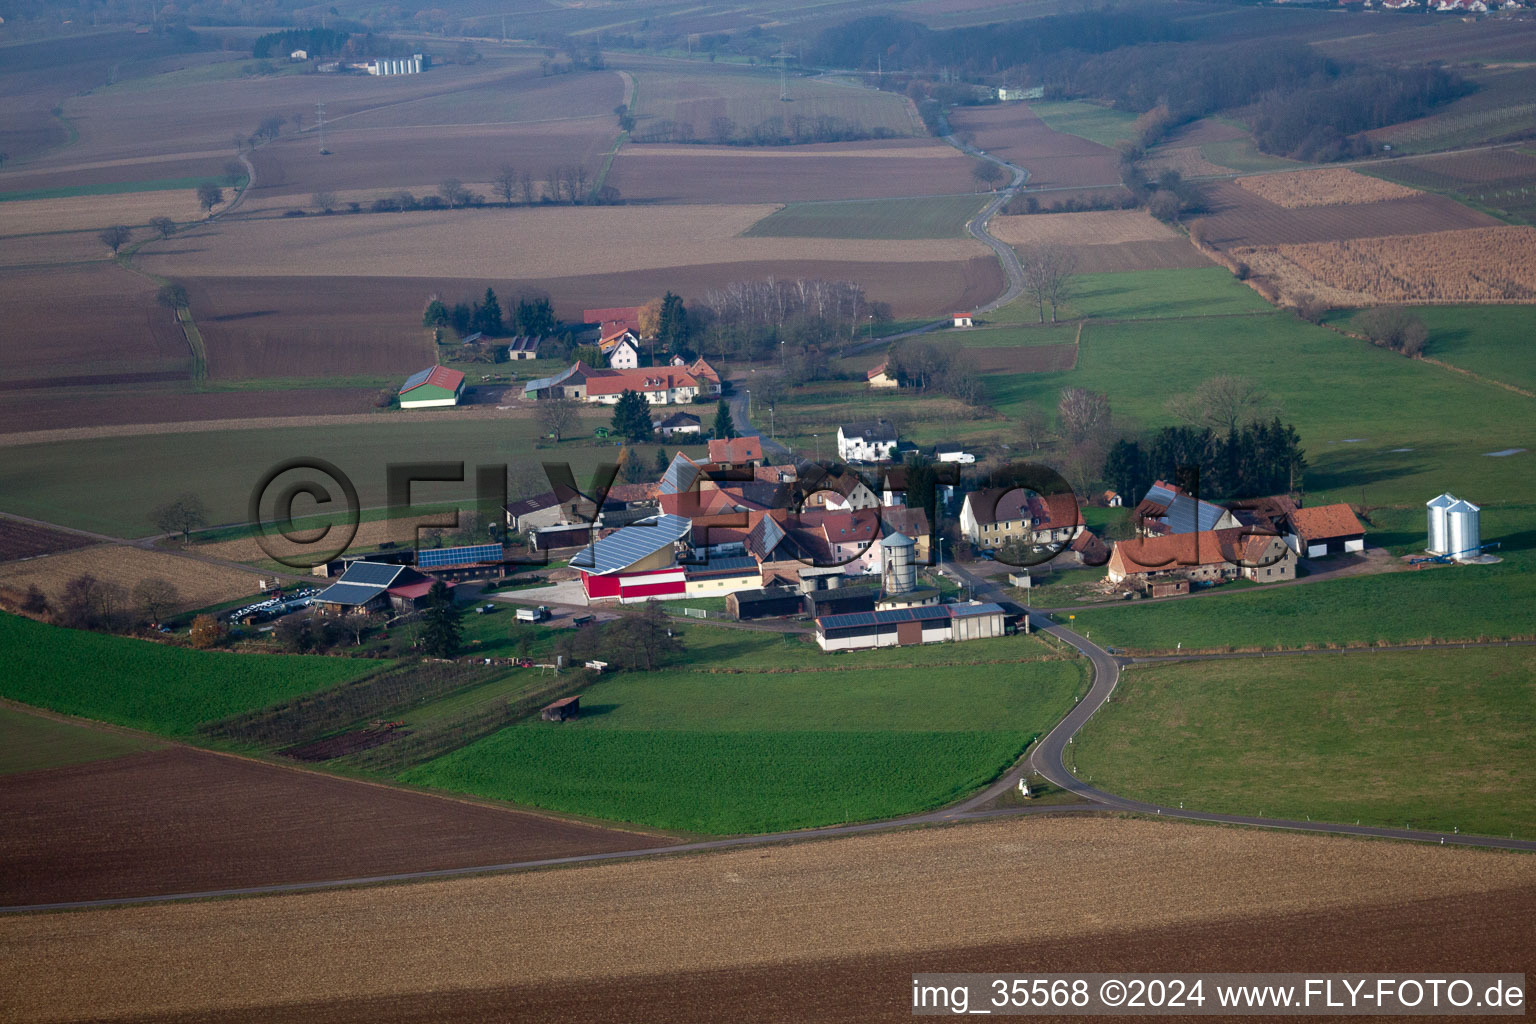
left=952, top=312, right=974, bottom=328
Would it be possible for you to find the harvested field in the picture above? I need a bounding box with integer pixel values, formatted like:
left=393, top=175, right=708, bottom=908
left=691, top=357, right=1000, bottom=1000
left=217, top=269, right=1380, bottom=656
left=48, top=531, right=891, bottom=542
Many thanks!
left=333, top=70, right=622, bottom=133
left=0, top=188, right=208, bottom=236
left=1192, top=179, right=1498, bottom=248
left=1234, top=225, right=1536, bottom=306
left=0, top=544, right=264, bottom=608
left=2, top=817, right=1531, bottom=1022
left=1142, top=144, right=1234, bottom=179
left=0, top=385, right=382, bottom=436
left=1370, top=147, right=1536, bottom=189
left=742, top=194, right=985, bottom=239
left=0, top=263, right=189, bottom=385
left=194, top=517, right=439, bottom=565
left=0, top=518, right=96, bottom=563
left=0, top=151, right=233, bottom=198
left=991, top=210, right=1209, bottom=272
left=1158, top=117, right=1247, bottom=148
left=0, top=745, right=668, bottom=906
left=608, top=139, right=978, bottom=203
left=143, top=206, right=984, bottom=280
left=1236, top=167, right=1422, bottom=209
left=947, top=104, right=1122, bottom=189
left=991, top=210, right=1181, bottom=247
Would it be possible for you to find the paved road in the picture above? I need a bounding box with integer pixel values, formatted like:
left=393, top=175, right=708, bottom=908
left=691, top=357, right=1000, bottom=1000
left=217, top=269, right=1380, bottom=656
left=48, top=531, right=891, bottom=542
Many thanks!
left=944, top=134, right=1028, bottom=313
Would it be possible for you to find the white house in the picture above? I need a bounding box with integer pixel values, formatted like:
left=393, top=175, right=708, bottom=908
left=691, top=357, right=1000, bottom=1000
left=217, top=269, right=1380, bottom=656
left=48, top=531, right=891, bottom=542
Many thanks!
left=606, top=334, right=640, bottom=369
left=289, top=48, right=309, bottom=60
left=952, top=312, right=974, bottom=328
left=654, top=411, right=702, bottom=438
left=837, top=420, right=899, bottom=463
left=866, top=361, right=898, bottom=389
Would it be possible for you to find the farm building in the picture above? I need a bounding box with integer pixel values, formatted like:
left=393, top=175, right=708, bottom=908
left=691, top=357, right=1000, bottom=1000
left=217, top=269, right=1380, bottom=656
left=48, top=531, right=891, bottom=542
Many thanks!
left=571, top=513, right=692, bottom=601
left=523, top=362, right=593, bottom=401
left=707, top=436, right=763, bottom=468
left=1134, top=480, right=1238, bottom=537
left=960, top=488, right=1083, bottom=551
left=506, top=336, right=543, bottom=360
left=581, top=366, right=705, bottom=406
left=541, top=696, right=580, bottom=722
left=814, top=602, right=1007, bottom=652
left=1106, top=529, right=1294, bottom=587
left=1102, top=491, right=1122, bottom=508
left=952, top=313, right=974, bottom=327
left=867, top=361, right=898, bottom=389
left=1285, top=504, right=1366, bottom=557
left=727, top=586, right=805, bottom=620
left=803, top=583, right=880, bottom=618
left=416, top=542, right=508, bottom=582
left=654, top=411, right=702, bottom=438
left=601, top=331, right=641, bottom=369
left=682, top=554, right=762, bottom=597
left=312, top=561, right=449, bottom=614
left=398, top=366, right=465, bottom=408
left=363, top=54, right=428, bottom=75
left=837, top=420, right=899, bottom=463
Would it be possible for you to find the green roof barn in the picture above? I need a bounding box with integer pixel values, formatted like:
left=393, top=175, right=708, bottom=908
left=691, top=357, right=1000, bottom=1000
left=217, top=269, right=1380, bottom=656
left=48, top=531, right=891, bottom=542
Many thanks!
left=399, top=366, right=465, bottom=409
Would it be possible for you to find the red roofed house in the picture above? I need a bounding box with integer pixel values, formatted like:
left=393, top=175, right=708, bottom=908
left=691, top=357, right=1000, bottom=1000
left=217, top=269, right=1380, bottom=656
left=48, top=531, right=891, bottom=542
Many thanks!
left=584, top=305, right=643, bottom=335
left=708, top=436, right=763, bottom=467
left=582, top=367, right=703, bottom=406
left=867, top=361, right=898, bottom=388
left=953, top=312, right=974, bottom=327
left=1106, top=529, right=1294, bottom=587
left=398, top=365, right=466, bottom=408
left=1284, top=504, right=1366, bottom=558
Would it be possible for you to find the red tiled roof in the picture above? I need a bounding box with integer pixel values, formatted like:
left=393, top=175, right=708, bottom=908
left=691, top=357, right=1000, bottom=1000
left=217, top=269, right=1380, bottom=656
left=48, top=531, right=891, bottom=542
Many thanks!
left=1109, top=528, right=1284, bottom=576
left=821, top=508, right=880, bottom=545
left=584, top=306, right=642, bottom=327
left=583, top=368, right=699, bottom=396
left=867, top=361, right=890, bottom=380
left=708, top=437, right=763, bottom=464
left=969, top=487, right=1082, bottom=529
left=1288, top=504, right=1365, bottom=542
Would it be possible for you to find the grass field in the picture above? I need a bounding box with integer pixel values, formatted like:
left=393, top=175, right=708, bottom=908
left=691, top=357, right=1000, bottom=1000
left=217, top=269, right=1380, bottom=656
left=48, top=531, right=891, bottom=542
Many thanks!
left=0, top=613, right=383, bottom=735
left=1026, top=100, right=1136, bottom=149
left=990, top=267, right=1273, bottom=323
left=400, top=633, right=1084, bottom=833
left=0, top=704, right=154, bottom=776
left=1199, top=139, right=1305, bottom=175
left=741, top=194, right=987, bottom=239
left=1073, top=647, right=1536, bottom=839
left=0, top=174, right=243, bottom=203
left=1059, top=507, right=1536, bottom=652
left=0, top=417, right=636, bottom=537
left=1328, top=305, right=1536, bottom=394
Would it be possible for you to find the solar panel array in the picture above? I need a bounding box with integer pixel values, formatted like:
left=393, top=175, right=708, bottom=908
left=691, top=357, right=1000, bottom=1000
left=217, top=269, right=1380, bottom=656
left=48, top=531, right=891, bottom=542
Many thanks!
left=418, top=543, right=504, bottom=568
left=683, top=554, right=759, bottom=574
left=314, top=582, right=387, bottom=606
left=572, top=514, right=691, bottom=574
left=818, top=605, right=950, bottom=630
left=400, top=367, right=434, bottom=391
left=339, top=561, right=406, bottom=586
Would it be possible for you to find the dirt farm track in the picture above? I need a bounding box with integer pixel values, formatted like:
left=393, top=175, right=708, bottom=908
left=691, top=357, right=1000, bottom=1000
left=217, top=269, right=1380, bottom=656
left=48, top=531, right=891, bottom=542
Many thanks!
left=1, top=816, right=1531, bottom=1022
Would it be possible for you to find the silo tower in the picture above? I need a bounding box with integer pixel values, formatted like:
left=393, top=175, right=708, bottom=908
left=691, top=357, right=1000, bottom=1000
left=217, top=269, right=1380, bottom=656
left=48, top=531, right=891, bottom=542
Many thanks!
left=1446, top=498, right=1482, bottom=561
left=1426, top=493, right=1456, bottom=555
left=881, top=531, right=916, bottom=595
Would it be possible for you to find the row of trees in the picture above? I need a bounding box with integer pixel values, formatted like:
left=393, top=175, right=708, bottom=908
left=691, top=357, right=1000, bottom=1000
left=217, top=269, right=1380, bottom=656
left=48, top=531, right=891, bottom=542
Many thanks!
left=884, top=338, right=986, bottom=407
left=1103, top=420, right=1308, bottom=505
left=21, top=574, right=183, bottom=633
left=694, top=277, right=889, bottom=362
left=96, top=183, right=226, bottom=253
left=630, top=114, right=897, bottom=147
left=423, top=288, right=556, bottom=339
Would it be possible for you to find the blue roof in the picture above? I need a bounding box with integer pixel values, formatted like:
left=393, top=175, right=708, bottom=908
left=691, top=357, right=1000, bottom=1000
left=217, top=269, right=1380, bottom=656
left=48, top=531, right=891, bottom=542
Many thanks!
left=523, top=363, right=581, bottom=395
left=659, top=453, right=702, bottom=496
left=1162, top=494, right=1228, bottom=534
left=314, top=582, right=388, bottom=606
left=570, top=514, right=691, bottom=574
left=400, top=367, right=433, bottom=391
left=1145, top=481, right=1179, bottom=506
left=418, top=543, right=503, bottom=568
left=338, top=562, right=407, bottom=587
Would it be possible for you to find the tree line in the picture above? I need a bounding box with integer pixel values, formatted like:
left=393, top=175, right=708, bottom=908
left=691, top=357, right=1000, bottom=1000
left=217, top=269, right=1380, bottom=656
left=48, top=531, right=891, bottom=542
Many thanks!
left=631, top=113, right=898, bottom=147
left=423, top=288, right=557, bottom=339
left=1103, top=419, right=1307, bottom=506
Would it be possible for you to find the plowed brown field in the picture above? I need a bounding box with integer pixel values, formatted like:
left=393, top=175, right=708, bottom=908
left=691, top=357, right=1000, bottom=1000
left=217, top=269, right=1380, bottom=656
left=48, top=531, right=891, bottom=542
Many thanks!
left=3, top=817, right=1530, bottom=1023
left=1235, top=225, right=1536, bottom=305
left=991, top=211, right=1208, bottom=272
left=1193, top=180, right=1498, bottom=248
left=0, top=386, right=381, bottom=436
left=609, top=140, right=977, bottom=203
left=948, top=104, right=1122, bottom=189
left=0, top=518, right=95, bottom=563
left=0, top=745, right=669, bottom=906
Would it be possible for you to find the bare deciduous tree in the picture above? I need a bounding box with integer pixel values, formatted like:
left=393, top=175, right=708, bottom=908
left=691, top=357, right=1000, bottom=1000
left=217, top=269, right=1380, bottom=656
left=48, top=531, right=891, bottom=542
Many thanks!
left=311, top=190, right=338, bottom=212
left=1019, top=243, right=1078, bottom=323
left=1057, top=387, right=1112, bottom=447
left=149, top=216, right=177, bottom=240
left=535, top=396, right=582, bottom=442
left=1166, top=375, right=1276, bottom=435
left=133, top=577, right=181, bottom=626
left=438, top=179, right=469, bottom=209
left=492, top=164, right=519, bottom=206
left=151, top=493, right=209, bottom=543
left=196, top=182, right=225, bottom=214
left=98, top=225, right=132, bottom=253
left=520, top=169, right=536, bottom=205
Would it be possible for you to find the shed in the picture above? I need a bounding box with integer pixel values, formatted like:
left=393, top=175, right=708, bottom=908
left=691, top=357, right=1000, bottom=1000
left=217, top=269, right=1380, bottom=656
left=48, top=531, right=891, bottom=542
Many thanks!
left=802, top=584, right=879, bottom=618
left=399, top=365, right=466, bottom=408
left=541, top=695, right=580, bottom=722
left=728, top=586, right=804, bottom=620
left=952, top=312, right=974, bottom=327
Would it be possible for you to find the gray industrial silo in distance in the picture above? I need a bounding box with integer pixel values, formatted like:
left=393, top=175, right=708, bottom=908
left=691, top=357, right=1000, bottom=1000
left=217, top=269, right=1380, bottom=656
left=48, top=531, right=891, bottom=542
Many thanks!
left=1426, top=493, right=1456, bottom=554
left=1446, top=498, right=1482, bottom=561
left=880, top=531, right=916, bottom=595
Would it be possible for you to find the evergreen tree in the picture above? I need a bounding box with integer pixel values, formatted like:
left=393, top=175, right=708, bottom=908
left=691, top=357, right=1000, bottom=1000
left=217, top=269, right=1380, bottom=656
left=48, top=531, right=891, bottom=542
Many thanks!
left=420, top=580, right=463, bottom=658
left=472, top=287, right=504, bottom=335
left=1103, top=439, right=1148, bottom=503
left=711, top=399, right=736, bottom=440
left=658, top=291, right=690, bottom=358
left=654, top=447, right=670, bottom=474
left=515, top=295, right=556, bottom=336
left=422, top=299, right=448, bottom=329
left=611, top=389, right=654, bottom=443
left=902, top=454, right=937, bottom=516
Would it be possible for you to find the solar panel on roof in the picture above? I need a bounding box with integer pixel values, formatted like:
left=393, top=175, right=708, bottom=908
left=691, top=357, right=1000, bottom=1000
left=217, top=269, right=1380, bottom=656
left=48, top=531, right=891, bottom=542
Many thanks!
left=418, top=543, right=503, bottom=568
left=817, top=605, right=950, bottom=630
left=573, top=514, right=691, bottom=574
left=339, top=562, right=405, bottom=586
left=400, top=367, right=433, bottom=392
left=315, top=582, right=386, bottom=605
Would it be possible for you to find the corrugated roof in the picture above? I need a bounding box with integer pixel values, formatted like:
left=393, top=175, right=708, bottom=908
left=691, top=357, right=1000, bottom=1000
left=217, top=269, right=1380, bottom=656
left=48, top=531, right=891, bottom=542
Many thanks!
left=523, top=362, right=586, bottom=395
left=949, top=601, right=1005, bottom=619
left=399, top=365, right=464, bottom=395
left=685, top=554, right=759, bottom=574
left=570, top=513, right=691, bottom=574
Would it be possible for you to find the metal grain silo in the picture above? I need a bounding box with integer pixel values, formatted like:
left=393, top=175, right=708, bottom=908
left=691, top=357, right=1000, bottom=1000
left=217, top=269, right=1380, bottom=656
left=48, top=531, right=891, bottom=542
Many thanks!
left=1447, top=498, right=1481, bottom=560
left=881, top=531, right=916, bottom=595
left=1426, top=493, right=1456, bottom=554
